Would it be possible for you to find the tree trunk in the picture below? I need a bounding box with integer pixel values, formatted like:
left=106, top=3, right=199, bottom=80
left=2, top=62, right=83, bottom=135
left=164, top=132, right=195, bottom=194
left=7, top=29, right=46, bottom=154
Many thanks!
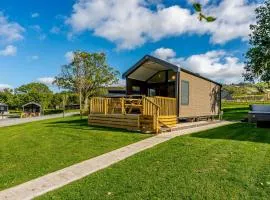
left=79, top=88, right=82, bottom=119
left=84, top=97, right=89, bottom=112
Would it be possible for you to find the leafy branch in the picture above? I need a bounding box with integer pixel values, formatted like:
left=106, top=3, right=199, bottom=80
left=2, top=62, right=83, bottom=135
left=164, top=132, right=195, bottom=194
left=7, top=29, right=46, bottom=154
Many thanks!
left=193, top=3, right=216, bottom=22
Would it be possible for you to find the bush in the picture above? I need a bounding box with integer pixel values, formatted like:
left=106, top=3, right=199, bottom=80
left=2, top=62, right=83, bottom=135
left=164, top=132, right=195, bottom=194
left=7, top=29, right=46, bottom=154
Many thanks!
left=43, top=109, right=63, bottom=115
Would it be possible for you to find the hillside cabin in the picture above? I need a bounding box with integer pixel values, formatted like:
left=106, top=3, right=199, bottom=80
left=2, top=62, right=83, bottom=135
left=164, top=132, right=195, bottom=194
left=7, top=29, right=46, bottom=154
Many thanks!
left=22, top=102, right=42, bottom=117
left=89, top=55, right=222, bottom=133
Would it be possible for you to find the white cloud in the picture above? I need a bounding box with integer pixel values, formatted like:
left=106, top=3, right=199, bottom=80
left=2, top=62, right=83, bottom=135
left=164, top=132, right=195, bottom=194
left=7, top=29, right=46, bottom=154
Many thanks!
left=187, top=0, right=210, bottom=6
left=66, top=0, right=259, bottom=49
left=153, top=47, right=245, bottom=84
left=37, top=77, right=55, bottom=85
left=0, top=12, right=24, bottom=43
left=50, top=26, right=61, bottom=34
left=30, top=25, right=42, bottom=32
left=29, top=25, right=46, bottom=40
left=0, top=45, right=17, bottom=56
left=31, top=13, right=40, bottom=18
left=65, top=51, right=74, bottom=62
left=152, top=47, right=176, bottom=60
left=0, top=84, right=13, bottom=91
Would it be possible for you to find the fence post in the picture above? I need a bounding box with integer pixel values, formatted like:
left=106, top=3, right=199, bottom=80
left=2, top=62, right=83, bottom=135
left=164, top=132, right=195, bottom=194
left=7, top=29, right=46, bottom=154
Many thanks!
left=89, top=98, right=92, bottom=114
left=156, top=107, right=160, bottom=134
left=121, top=97, right=125, bottom=114
left=104, top=98, right=107, bottom=115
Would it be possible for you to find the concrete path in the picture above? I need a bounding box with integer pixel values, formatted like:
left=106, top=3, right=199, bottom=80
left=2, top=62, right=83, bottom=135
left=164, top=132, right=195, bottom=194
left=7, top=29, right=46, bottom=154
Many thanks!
left=0, top=121, right=234, bottom=200
left=0, top=112, right=79, bottom=128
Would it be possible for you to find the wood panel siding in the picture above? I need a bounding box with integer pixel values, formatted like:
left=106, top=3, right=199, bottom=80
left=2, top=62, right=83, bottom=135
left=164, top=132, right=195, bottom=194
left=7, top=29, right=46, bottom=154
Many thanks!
left=179, top=71, right=221, bottom=118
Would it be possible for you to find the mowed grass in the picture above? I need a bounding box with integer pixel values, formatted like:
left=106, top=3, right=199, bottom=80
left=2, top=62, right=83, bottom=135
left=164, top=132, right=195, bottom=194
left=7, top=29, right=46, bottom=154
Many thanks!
left=221, top=102, right=270, bottom=121
left=0, top=116, right=151, bottom=190
left=222, top=107, right=249, bottom=121
left=39, top=123, right=270, bottom=200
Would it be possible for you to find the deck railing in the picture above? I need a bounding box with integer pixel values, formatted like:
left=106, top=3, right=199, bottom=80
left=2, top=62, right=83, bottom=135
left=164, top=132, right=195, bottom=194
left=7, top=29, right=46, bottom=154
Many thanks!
left=148, top=96, right=177, bottom=116
left=90, top=96, right=176, bottom=116
left=89, top=96, right=177, bottom=133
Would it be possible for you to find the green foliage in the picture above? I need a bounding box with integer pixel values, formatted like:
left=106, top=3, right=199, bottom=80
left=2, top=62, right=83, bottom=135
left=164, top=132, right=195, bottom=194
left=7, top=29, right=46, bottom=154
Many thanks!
left=193, top=2, right=216, bottom=22
left=55, top=51, right=120, bottom=111
left=0, top=84, right=80, bottom=111
left=43, top=109, right=64, bottom=115
left=222, top=82, right=270, bottom=97
left=14, top=82, right=53, bottom=109
left=193, top=3, right=201, bottom=12
left=244, top=0, right=270, bottom=83
left=0, top=89, right=18, bottom=107
left=205, top=16, right=216, bottom=22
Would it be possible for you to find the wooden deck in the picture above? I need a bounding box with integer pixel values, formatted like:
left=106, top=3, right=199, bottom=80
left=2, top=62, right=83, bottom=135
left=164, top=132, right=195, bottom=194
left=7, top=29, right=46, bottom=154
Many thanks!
left=89, top=96, right=177, bottom=133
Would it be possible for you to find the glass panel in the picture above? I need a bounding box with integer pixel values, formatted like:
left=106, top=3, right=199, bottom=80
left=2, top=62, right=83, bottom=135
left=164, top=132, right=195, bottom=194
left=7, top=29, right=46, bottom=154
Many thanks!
left=181, top=80, right=189, bottom=105
left=168, top=84, right=175, bottom=98
left=148, top=71, right=166, bottom=83
left=132, top=86, right=140, bottom=92
left=148, top=88, right=156, bottom=96
left=168, top=70, right=176, bottom=82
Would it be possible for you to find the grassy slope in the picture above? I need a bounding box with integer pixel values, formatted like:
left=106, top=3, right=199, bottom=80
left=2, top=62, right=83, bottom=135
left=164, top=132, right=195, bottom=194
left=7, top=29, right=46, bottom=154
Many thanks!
left=0, top=116, right=150, bottom=190
left=39, top=123, right=270, bottom=200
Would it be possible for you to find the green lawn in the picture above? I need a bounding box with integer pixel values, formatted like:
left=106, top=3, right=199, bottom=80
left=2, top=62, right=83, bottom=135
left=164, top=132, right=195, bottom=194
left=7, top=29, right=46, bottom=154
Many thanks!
left=0, top=116, right=151, bottom=190
left=39, top=123, right=270, bottom=200
left=222, top=107, right=249, bottom=121
left=221, top=102, right=270, bottom=121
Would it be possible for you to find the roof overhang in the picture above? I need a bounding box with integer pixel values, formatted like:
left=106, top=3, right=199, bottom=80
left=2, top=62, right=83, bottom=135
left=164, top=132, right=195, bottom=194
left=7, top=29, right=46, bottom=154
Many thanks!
left=22, top=102, right=41, bottom=108
left=122, top=55, right=180, bottom=82
left=122, top=55, right=222, bottom=86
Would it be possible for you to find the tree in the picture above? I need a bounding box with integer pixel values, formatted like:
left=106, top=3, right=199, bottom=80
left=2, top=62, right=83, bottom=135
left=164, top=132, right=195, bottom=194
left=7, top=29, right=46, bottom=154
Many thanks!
left=55, top=51, right=119, bottom=118
left=0, top=89, right=16, bottom=107
left=244, top=0, right=270, bottom=83
left=15, top=82, right=53, bottom=110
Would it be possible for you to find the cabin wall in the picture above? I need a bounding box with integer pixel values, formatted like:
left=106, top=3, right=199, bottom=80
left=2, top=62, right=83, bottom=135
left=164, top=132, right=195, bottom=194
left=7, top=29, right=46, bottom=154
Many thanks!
left=179, top=71, right=221, bottom=118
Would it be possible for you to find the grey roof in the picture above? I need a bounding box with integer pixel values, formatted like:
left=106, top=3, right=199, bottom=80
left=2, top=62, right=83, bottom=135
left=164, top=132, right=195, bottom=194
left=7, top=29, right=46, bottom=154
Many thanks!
left=22, top=102, right=41, bottom=108
left=0, top=102, right=8, bottom=106
left=122, top=55, right=222, bottom=86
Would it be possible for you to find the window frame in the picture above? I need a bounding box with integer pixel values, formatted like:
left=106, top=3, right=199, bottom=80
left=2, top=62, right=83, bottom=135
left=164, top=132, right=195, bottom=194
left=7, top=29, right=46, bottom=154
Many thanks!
left=181, top=80, right=189, bottom=105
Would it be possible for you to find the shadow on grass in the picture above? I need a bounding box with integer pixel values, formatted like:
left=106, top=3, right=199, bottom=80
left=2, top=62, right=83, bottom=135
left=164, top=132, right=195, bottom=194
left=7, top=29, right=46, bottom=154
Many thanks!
left=45, top=118, right=140, bottom=134
left=191, top=123, right=270, bottom=144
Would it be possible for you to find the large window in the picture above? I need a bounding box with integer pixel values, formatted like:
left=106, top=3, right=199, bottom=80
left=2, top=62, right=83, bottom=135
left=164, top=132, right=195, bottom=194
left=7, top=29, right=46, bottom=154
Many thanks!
left=181, top=80, right=189, bottom=105
left=148, top=71, right=166, bottom=83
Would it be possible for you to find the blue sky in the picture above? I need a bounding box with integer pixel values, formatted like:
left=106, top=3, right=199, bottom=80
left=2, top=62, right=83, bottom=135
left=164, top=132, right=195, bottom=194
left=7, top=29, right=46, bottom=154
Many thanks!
left=0, top=0, right=262, bottom=90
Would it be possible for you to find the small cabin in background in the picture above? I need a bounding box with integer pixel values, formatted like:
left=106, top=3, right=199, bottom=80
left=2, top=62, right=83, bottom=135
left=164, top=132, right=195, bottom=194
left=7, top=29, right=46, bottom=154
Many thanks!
left=0, top=103, right=8, bottom=114
left=22, top=102, right=41, bottom=117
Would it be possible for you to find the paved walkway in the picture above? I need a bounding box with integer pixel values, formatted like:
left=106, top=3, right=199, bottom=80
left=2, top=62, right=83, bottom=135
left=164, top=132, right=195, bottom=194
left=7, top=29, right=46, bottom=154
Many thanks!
left=0, top=121, right=234, bottom=200
left=0, top=112, right=79, bottom=128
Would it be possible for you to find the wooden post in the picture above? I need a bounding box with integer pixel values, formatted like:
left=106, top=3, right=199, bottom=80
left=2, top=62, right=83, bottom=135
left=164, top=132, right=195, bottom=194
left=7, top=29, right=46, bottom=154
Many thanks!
left=121, top=97, right=125, bottom=114
left=89, top=98, right=92, bottom=114
left=104, top=98, right=108, bottom=115
left=142, top=98, right=145, bottom=115
left=156, top=107, right=160, bottom=134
